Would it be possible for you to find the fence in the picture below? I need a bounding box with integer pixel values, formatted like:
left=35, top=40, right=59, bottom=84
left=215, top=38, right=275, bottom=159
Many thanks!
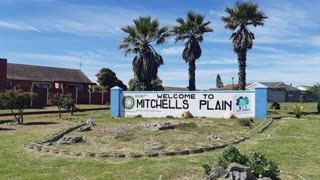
left=2, top=87, right=110, bottom=107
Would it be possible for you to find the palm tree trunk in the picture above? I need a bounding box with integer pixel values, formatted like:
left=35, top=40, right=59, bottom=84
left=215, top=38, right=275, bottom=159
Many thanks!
left=143, top=81, right=152, bottom=91
left=188, top=60, right=196, bottom=91
left=237, top=50, right=247, bottom=90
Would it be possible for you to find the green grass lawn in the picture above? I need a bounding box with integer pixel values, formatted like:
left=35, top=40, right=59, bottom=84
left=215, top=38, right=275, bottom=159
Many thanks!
left=0, top=102, right=319, bottom=179
left=0, top=104, right=108, bottom=114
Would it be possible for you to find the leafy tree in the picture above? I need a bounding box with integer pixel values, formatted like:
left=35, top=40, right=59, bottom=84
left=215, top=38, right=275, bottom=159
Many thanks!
left=49, top=93, right=65, bottom=119
left=96, top=68, right=127, bottom=91
left=0, top=90, right=35, bottom=124
left=92, top=85, right=104, bottom=92
left=172, top=11, right=213, bottom=91
left=222, top=1, right=267, bottom=90
left=128, top=76, right=164, bottom=91
left=119, top=16, right=170, bottom=91
left=216, top=74, right=224, bottom=88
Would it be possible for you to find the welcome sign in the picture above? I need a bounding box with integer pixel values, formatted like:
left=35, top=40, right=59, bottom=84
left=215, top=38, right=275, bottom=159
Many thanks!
left=120, top=91, right=255, bottom=118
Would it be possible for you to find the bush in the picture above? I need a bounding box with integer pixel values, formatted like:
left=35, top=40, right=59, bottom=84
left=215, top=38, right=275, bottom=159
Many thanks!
left=218, top=146, right=247, bottom=169
left=246, top=152, right=279, bottom=179
left=238, top=119, right=252, bottom=127
left=205, top=146, right=280, bottom=179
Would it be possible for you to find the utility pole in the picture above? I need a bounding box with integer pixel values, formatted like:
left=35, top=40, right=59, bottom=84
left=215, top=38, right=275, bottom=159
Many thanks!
left=232, top=77, right=234, bottom=89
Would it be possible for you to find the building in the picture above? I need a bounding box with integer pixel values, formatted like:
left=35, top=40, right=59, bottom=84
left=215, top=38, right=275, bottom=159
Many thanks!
left=0, top=58, right=109, bottom=107
left=0, top=58, right=95, bottom=92
left=210, top=81, right=302, bottom=102
left=296, top=85, right=311, bottom=91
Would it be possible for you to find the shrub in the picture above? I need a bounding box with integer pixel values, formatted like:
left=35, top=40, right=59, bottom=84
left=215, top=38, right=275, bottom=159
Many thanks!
left=208, top=146, right=280, bottom=179
left=292, top=104, right=304, bottom=118
left=238, top=119, right=252, bottom=127
left=218, top=146, right=247, bottom=169
left=246, top=152, right=279, bottom=179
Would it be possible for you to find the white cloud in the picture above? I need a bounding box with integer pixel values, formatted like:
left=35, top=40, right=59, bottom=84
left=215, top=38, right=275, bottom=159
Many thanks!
left=197, top=58, right=235, bottom=65
left=0, top=20, right=40, bottom=32
left=160, top=46, right=184, bottom=56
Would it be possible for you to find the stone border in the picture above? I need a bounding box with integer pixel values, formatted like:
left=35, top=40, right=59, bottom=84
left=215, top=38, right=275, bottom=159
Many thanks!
left=39, top=123, right=86, bottom=144
left=251, top=119, right=274, bottom=133
left=25, top=121, right=257, bottom=159
left=26, top=133, right=250, bottom=159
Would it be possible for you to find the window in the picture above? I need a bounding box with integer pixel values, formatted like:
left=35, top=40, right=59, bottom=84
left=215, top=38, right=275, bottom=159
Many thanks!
left=33, top=82, right=51, bottom=88
left=67, top=84, right=82, bottom=92
left=5, top=81, right=11, bottom=88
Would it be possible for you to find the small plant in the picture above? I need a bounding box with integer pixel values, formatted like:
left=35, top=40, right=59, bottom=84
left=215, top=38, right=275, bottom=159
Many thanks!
left=292, top=104, right=304, bottom=118
left=238, top=119, right=252, bottom=127
left=246, top=152, right=279, bottom=179
left=218, top=146, right=247, bottom=169
left=202, top=164, right=212, bottom=175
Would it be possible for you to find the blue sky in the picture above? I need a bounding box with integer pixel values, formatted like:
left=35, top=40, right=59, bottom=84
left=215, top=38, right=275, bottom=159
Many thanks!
left=0, top=0, right=319, bottom=89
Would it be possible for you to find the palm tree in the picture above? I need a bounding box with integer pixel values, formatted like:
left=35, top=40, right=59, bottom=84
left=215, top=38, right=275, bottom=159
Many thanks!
left=119, top=16, right=170, bottom=90
left=222, top=1, right=267, bottom=90
left=172, top=11, right=213, bottom=91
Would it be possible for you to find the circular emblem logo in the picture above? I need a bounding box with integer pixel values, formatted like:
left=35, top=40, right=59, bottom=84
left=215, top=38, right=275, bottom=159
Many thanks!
left=123, top=96, right=135, bottom=109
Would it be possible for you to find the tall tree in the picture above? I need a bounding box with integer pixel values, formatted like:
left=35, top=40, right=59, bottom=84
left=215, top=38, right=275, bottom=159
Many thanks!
left=96, top=68, right=127, bottom=91
left=119, top=16, right=170, bottom=91
left=222, top=1, right=267, bottom=90
left=172, top=11, right=213, bottom=91
left=216, top=74, right=224, bottom=88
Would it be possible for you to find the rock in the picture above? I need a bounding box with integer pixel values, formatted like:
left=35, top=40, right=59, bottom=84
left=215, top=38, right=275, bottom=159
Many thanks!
left=257, top=178, right=272, bottom=180
left=44, top=142, right=53, bottom=146
left=78, top=125, right=91, bottom=132
left=207, top=134, right=220, bottom=140
left=224, top=112, right=236, bottom=119
left=179, top=111, right=193, bottom=118
left=145, top=144, right=164, bottom=151
left=126, top=114, right=142, bottom=118
left=58, top=136, right=83, bottom=145
left=270, top=101, right=280, bottom=110
left=206, top=166, right=227, bottom=180
left=226, top=163, right=256, bottom=180
left=86, top=119, right=95, bottom=126
left=149, top=122, right=175, bottom=131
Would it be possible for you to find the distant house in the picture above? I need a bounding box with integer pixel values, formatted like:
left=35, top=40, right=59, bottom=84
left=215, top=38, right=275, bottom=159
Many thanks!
left=209, top=81, right=302, bottom=102
left=0, top=58, right=95, bottom=92
left=296, top=85, right=311, bottom=91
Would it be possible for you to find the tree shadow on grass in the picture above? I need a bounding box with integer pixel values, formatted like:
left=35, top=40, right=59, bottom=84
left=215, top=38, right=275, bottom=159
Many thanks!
left=0, top=127, right=15, bottom=131
left=23, top=122, right=59, bottom=126
left=0, top=120, right=16, bottom=124
left=303, top=112, right=320, bottom=115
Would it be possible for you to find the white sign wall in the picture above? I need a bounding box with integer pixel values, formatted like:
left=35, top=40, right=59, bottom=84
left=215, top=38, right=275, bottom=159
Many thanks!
left=120, top=91, right=255, bottom=118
